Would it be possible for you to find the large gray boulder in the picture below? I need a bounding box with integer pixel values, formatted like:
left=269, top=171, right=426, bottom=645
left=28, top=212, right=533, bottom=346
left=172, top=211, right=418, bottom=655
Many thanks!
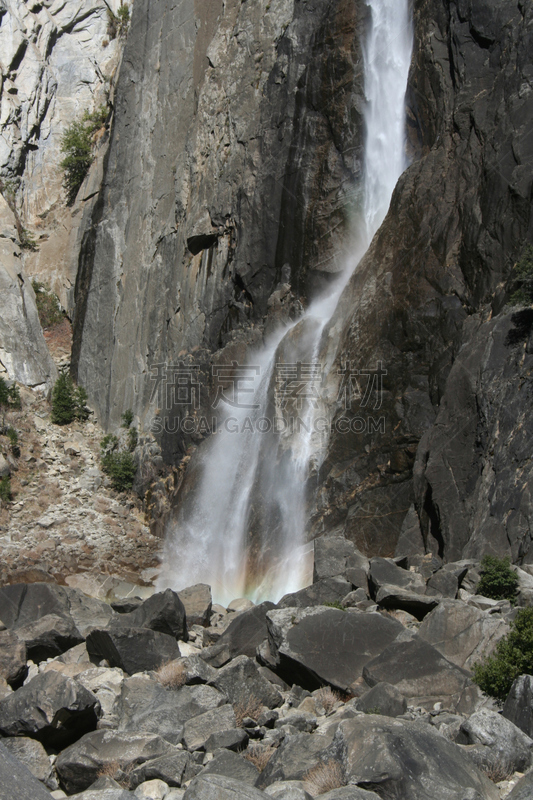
left=182, top=704, right=237, bottom=751
left=0, top=740, right=54, bottom=800
left=1, top=736, right=52, bottom=784
left=374, top=586, right=438, bottom=620
left=56, top=730, right=176, bottom=794
left=208, top=655, right=282, bottom=709
left=113, top=590, right=187, bottom=641
left=320, top=790, right=381, bottom=800
left=333, top=715, right=499, bottom=800
left=354, top=682, right=407, bottom=718
left=201, top=749, right=259, bottom=784
left=313, top=535, right=369, bottom=583
left=0, top=629, right=27, bottom=685
left=266, top=607, right=402, bottom=692
left=128, top=750, right=192, bottom=788
left=264, top=781, right=313, bottom=799
left=0, top=670, right=99, bottom=748
left=15, top=613, right=84, bottom=663
left=183, top=774, right=268, bottom=800
left=0, top=582, right=71, bottom=628
left=257, top=731, right=336, bottom=787
left=458, top=709, right=533, bottom=773
left=215, top=602, right=276, bottom=660
left=362, top=633, right=479, bottom=713
left=64, top=587, right=116, bottom=637
left=117, top=676, right=226, bottom=743
left=507, top=770, right=533, bottom=800
left=503, top=674, right=533, bottom=738
left=86, top=627, right=181, bottom=674
left=418, top=600, right=507, bottom=670
left=177, top=584, right=212, bottom=628
left=368, top=558, right=426, bottom=596
left=278, top=578, right=353, bottom=609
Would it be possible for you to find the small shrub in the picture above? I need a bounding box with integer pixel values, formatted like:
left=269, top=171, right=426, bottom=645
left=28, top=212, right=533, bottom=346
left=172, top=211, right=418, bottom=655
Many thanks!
left=0, top=377, right=21, bottom=410
left=51, top=372, right=90, bottom=425
left=234, top=695, right=263, bottom=727
left=121, top=409, right=134, bottom=428
left=20, top=228, right=38, bottom=251
left=127, top=427, right=138, bottom=452
left=101, top=451, right=136, bottom=493
left=60, top=106, right=108, bottom=203
left=480, top=756, right=514, bottom=784
left=315, top=686, right=341, bottom=713
left=363, top=706, right=382, bottom=715
left=473, top=607, right=533, bottom=704
left=0, top=476, right=11, bottom=504
left=509, top=244, right=533, bottom=305
left=243, top=744, right=275, bottom=773
left=32, top=281, right=64, bottom=329
left=100, top=433, right=119, bottom=454
left=323, top=600, right=345, bottom=611
left=303, top=759, right=346, bottom=796
left=476, top=555, right=519, bottom=603
left=157, top=660, right=186, bottom=689
left=6, top=427, right=20, bottom=458
left=107, top=3, right=130, bottom=39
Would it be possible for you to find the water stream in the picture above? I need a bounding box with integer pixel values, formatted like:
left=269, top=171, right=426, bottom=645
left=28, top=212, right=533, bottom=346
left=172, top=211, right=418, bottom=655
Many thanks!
left=158, top=0, right=413, bottom=605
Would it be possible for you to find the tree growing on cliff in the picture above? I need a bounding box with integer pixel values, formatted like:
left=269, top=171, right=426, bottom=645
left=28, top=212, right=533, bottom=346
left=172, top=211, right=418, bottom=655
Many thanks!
left=60, top=106, right=109, bottom=204
left=476, top=554, right=519, bottom=603
left=51, top=371, right=90, bottom=425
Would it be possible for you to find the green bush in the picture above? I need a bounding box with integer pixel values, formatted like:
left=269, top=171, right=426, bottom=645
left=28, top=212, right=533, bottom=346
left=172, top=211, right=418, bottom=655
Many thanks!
left=0, top=476, right=11, bottom=504
left=0, top=377, right=21, bottom=409
left=121, top=409, right=134, bottom=428
left=127, top=426, right=138, bottom=452
left=51, top=372, right=90, bottom=425
left=510, top=244, right=533, bottom=305
left=473, top=607, right=533, bottom=703
left=324, top=601, right=345, bottom=611
left=476, top=555, right=519, bottom=603
left=60, top=107, right=108, bottom=203
left=6, top=427, right=20, bottom=458
left=32, top=280, right=64, bottom=329
left=101, top=451, right=136, bottom=492
left=106, top=3, right=130, bottom=39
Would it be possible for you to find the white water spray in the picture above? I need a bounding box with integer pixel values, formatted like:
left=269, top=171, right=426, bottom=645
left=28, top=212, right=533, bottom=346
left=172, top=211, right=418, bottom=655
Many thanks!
left=158, top=0, right=413, bottom=605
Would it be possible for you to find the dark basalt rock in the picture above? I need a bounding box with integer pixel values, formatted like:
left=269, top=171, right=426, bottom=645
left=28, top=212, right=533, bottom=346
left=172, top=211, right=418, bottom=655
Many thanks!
left=278, top=577, right=353, bottom=609
left=0, top=582, right=71, bottom=628
left=0, top=629, right=27, bottom=686
left=15, top=613, right=84, bottom=663
left=266, top=607, right=403, bottom=692
left=0, top=741, right=53, bottom=800
left=215, top=602, right=276, bottom=660
left=208, top=655, right=282, bottom=709
left=354, top=682, right=407, bottom=718
left=0, top=670, right=100, bottom=749
left=113, top=589, right=188, bottom=641
left=86, top=627, right=181, bottom=674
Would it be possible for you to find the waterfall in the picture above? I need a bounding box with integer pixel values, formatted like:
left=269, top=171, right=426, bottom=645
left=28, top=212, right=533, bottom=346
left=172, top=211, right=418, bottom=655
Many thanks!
left=158, top=0, right=413, bottom=605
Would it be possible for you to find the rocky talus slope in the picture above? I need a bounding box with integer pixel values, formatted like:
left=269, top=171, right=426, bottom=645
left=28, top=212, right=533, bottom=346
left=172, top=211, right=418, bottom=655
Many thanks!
left=1, top=535, right=533, bottom=799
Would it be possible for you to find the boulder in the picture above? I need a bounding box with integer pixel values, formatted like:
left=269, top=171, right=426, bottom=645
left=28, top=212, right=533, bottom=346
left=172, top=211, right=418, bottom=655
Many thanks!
left=182, top=704, right=237, bottom=751
left=458, top=709, right=533, bottom=773
left=64, top=587, right=115, bottom=637
left=69, top=787, right=134, bottom=800
left=418, top=600, right=507, bottom=670
left=0, top=628, right=27, bottom=685
left=0, top=741, right=54, bottom=800
left=503, top=674, right=533, bottom=737
left=205, top=728, right=249, bottom=752
left=129, top=750, right=192, bottom=788
left=227, top=599, right=255, bottom=613
left=1, top=736, right=51, bottom=783
left=201, top=749, right=259, bottom=784
left=313, top=535, right=369, bottom=583
left=362, top=633, right=478, bottom=713
left=278, top=578, right=353, bottom=609
left=118, top=676, right=226, bottom=743
left=55, top=730, right=176, bottom=794
left=333, top=715, right=499, bottom=800
left=425, top=570, right=460, bottom=598
left=368, top=558, right=425, bottom=596
left=171, top=655, right=217, bottom=686
left=86, top=628, right=181, bottom=674
left=354, top=682, right=407, bottom=717
left=15, top=613, right=84, bottom=662
left=114, top=590, right=187, bottom=641
left=257, top=731, right=335, bottom=787
left=183, top=774, right=268, bottom=799
left=264, top=782, right=313, bottom=799
left=0, top=582, right=71, bottom=628
left=507, top=770, right=533, bottom=800
left=178, top=585, right=212, bottom=628
left=0, top=670, right=99, bottom=748
left=320, top=790, right=381, bottom=800
left=76, top=666, right=125, bottom=729
left=209, top=655, right=282, bottom=709
left=215, top=603, right=276, bottom=660
left=374, top=586, right=438, bottom=620
left=134, top=779, right=169, bottom=799
left=266, top=607, right=403, bottom=692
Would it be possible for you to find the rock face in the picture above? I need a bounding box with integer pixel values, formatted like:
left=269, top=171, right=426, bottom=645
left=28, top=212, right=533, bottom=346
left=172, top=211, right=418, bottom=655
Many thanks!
left=0, top=741, right=54, bottom=800
left=503, top=674, right=533, bottom=738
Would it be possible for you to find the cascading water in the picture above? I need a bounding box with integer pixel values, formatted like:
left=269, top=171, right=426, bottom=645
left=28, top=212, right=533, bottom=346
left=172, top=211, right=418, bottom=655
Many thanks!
left=158, top=0, right=413, bottom=605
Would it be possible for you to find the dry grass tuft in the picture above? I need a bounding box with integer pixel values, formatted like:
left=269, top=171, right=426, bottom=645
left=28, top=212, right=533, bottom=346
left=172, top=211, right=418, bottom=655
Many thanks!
left=315, top=686, right=342, bottom=713
left=243, top=744, right=275, bottom=772
left=156, top=659, right=187, bottom=689
left=303, top=759, right=346, bottom=796
left=234, top=694, right=264, bottom=727
left=96, top=761, right=122, bottom=780
left=479, top=756, right=515, bottom=784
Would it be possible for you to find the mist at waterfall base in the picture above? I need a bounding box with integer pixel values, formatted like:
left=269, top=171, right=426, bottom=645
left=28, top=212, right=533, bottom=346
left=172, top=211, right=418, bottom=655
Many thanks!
left=157, top=0, right=413, bottom=606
